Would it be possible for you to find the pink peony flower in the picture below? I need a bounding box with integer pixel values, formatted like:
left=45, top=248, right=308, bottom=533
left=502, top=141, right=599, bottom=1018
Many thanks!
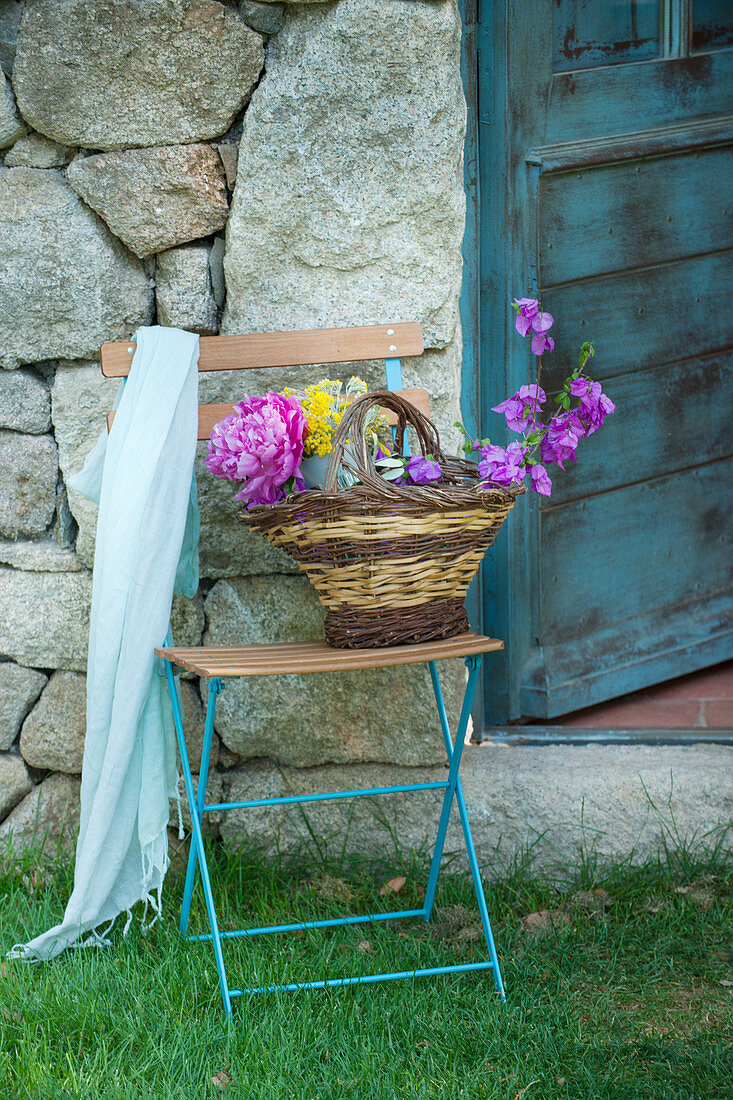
left=206, top=392, right=307, bottom=507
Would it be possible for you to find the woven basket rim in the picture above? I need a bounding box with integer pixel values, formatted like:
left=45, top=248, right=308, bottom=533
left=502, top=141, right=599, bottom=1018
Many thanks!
left=242, top=477, right=524, bottom=525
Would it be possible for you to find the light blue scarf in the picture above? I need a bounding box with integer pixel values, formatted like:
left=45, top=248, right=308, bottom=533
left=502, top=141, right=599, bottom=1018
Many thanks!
left=10, top=326, right=199, bottom=960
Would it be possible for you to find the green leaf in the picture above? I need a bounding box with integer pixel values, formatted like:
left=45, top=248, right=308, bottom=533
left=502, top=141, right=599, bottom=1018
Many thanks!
left=379, top=467, right=405, bottom=481
left=578, top=341, right=595, bottom=372
left=375, top=456, right=404, bottom=469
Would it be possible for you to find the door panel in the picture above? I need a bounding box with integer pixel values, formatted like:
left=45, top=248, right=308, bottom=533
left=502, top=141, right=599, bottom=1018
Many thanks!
left=521, top=590, right=732, bottom=715
left=545, top=52, right=733, bottom=142
left=553, top=0, right=662, bottom=72
left=476, top=0, right=733, bottom=722
left=540, top=458, right=733, bottom=643
left=547, top=352, right=733, bottom=505
left=541, top=147, right=733, bottom=283
left=692, top=1, right=733, bottom=51
left=543, top=250, right=733, bottom=381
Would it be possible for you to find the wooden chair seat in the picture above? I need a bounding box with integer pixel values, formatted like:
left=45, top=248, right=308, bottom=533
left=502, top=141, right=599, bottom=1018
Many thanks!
left=155, top=632, right=503, bottom=678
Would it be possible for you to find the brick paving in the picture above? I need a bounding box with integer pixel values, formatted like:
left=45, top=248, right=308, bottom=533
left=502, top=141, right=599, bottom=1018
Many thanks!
left=550, top=661, right=733, bottom=729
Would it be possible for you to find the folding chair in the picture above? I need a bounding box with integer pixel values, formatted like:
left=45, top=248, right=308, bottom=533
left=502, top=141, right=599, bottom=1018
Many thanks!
left=100, top=323, right=506, bottom=1017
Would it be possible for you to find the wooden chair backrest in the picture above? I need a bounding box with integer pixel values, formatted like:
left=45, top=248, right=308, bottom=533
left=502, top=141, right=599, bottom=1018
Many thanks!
left=100, top=322, right=429, bottom=438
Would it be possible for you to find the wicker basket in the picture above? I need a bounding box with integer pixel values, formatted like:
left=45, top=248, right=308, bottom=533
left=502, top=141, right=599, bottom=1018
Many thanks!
left=242, top=392, right=522, bottom=648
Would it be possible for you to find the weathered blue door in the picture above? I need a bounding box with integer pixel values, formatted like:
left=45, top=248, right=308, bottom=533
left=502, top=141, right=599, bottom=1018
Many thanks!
left=472, top=1, right=733, bottom=723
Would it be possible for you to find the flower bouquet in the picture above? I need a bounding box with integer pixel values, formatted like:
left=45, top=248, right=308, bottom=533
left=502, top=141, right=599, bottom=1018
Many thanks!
left=205, top=302, right=614, bottom=648
left=205, top=376, right=389, bottom=505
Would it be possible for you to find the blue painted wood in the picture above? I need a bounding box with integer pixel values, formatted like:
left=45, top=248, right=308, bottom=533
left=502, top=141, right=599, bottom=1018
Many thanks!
left=545, top=51, right=733, bottom=143
left=458, top=0, right=484, bottom=722
left=528, top=116, right=733, bottom=173
left=475, top=0, right=733, bottom=723
left=539, top=456, right=733, bottom=643
left=540, top=145, right=733, bottom=284
left=693, top=0, right=733, bottom=51
left=476, top=0, right=536, bottom=722
left=459, top=0, right=480, bottom=441
left=521, top=590, right=733, bottom=717
left=543, top=351, right=733, bottom=506
left=542, top=250, right=733, bottom=382
left=552, top=0, right=661, bottom=72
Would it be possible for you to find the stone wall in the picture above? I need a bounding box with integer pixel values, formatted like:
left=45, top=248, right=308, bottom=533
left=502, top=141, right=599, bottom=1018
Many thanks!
left=0, top=0, right=471, bottom=861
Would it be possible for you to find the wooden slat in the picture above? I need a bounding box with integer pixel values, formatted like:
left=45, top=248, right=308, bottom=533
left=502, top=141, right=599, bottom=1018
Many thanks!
left=539, top=457, right=733, bottom=645
left=540, top=352, right=733, bottom=507
left=540, top=144, right=733, bottom=285
left=154, top=632, right=503, bottom=677
left=541, top=250, right=733, bottom=382
left=528, top=116, right=733, bottom=174
left=522, top=590, right=733, bottom=718
left=100, top=322, right=424, bottom=378
left=107, top=389, right=431, bottom=439
left=544, top=52, right=733, bottom=144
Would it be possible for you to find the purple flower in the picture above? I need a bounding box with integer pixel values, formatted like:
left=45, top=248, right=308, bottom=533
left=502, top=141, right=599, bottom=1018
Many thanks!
left=206, top=391, right=307, bottom=507
left=492, top=383, right=547, bottom=432
left=531, top=311, right=554, bottom=335
left=491, top=395, right=528, bottom=432
left=568, top=377, right=590, bottom=400
left=512, top=297, right=539, bottom=337
left=540, top=411, right=585, bottom=469
left=531, top=331, right=555, bottom=356
left=406, top=455, right=442, bottom=484
left=527, top=311, right=555, bottom=356
left=529, top=463, right=552, bottom=497
left=519, top=383, right=546, bottom=406
left=477, top=442, right=528, bottom=487
left=570, top=377, right=615, bottom=434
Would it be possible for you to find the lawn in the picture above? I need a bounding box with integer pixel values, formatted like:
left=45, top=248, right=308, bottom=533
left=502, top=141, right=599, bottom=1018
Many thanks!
left=0, top=830, right=730, bottom=1100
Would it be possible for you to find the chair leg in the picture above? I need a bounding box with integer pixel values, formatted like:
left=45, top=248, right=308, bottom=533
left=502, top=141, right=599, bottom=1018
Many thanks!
left=179, top=678, right=221, bottom=936
left=425, top=657, right=505, bottom=999
left=452, top=770, right=506, bottom=999
left=165, top=662, right=232, bottom=1018
left=421, top=656, right=480, bottom=918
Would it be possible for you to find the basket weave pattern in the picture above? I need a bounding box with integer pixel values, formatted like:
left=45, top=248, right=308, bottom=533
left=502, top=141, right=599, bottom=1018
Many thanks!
left=242, top=392, right=521, bottom=648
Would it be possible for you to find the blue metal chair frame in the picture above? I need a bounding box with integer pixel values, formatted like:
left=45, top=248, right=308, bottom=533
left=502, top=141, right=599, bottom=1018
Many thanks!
left=163, top=652, right=505, bottom=1017
left=155, top=347, right=506, bottom=1017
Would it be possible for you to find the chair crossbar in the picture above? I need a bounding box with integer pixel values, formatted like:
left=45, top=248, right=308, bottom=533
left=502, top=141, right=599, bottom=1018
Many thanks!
left=202, top=780, right=449, bottom=813
left=187, top=907, right=427, bottom=942
left=232, top=962, right=499, bottom=997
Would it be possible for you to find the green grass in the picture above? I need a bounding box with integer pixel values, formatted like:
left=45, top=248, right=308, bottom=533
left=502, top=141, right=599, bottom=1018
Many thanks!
left=0, top=835, right=731, bottom=1100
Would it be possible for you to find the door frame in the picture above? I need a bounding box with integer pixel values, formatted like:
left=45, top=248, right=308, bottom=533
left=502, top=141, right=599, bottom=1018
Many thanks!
left=459, top=0, right=733, bottom=730
left=460, top=0, right=537, bottom=726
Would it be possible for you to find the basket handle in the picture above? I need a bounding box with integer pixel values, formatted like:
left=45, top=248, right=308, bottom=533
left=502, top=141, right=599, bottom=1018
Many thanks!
left=321, top=390, right=446, bottom=494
